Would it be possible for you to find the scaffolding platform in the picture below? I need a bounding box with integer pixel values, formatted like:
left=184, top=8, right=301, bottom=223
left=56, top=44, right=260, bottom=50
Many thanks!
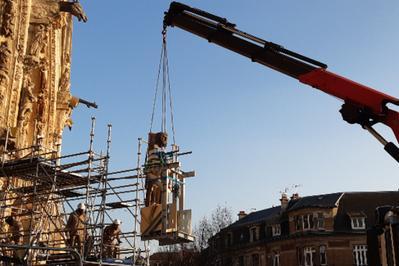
left=0, top=120, right=151, bottom=265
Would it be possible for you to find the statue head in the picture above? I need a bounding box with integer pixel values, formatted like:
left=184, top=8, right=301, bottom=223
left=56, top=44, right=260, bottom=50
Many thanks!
left=147, top=132, right=168, bottom=150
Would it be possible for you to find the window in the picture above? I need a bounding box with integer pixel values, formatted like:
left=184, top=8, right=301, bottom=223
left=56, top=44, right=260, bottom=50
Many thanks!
left=240, top=233, right=244, bottom=242
left=272, top=252, right=280, bottom=266
left=295, top=213, right=326, bottom=232
left=353, top=245, right=367, bottom=266
left=272, top=224, right=281, bottom=236
left=239, top=256, right=244, bottom=266
left=297, top=247, right=303, bottom=265
left=249, top=226, right=259, bottom=242
left=317, top=213, right=325, bottom=229
left=303, top=214, right=314, bottom=230
left=303, top=214, right=310, bottom=230
left=304, top=247, right=316, bottom=266
left=225, top=232, right=232, bottom=247
left=320, top=245, right=327, bottom=265
left=351, top=217, right=366, bottom=230
left=296, top=216, right=303, bottom=231
left=252, top=254, right=260, bottom=266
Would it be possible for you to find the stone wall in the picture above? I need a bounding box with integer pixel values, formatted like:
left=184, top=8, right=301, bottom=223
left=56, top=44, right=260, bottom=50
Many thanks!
left=0, top=0, right=80, bottom=156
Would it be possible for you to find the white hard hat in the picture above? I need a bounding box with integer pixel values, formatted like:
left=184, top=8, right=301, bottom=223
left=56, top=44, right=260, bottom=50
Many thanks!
left=113, top=219, right=121, bottom=225
left=77, top=203, right=86, bottom=211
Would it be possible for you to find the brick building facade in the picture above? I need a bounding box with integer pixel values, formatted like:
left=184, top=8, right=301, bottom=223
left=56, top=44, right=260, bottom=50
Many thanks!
left=207, top=191, right=399, bottom=266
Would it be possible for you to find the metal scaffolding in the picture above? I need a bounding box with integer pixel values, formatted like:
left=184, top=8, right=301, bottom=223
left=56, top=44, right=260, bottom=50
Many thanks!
left=0, top=118, right=151, bottom=266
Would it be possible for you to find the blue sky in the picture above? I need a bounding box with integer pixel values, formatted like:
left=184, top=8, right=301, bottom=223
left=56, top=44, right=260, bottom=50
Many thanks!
left=63, top=1, right=399, bottom=226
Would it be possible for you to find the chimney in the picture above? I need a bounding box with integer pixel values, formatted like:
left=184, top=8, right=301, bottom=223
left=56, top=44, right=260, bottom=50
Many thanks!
left=280, top=193, right=289, bottom=211
left=291, top=193, right=300, bottom=201
left=238, top=211, right=247, bottom=220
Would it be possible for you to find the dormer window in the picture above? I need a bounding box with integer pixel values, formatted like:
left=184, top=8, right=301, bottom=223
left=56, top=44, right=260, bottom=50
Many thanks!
left=351, top=217, right=366, bottom=230
left=348, top=212, right=366, bottom=230
left=250, top=226, right=259, bottom=242
left=305, top=213, right=315, bottom=230
left=317, top=212, right=325, bottom=229
left=272, top=224, right=281, bottom=236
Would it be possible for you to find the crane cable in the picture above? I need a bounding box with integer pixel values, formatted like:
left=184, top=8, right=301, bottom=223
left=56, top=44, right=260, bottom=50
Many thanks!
left=149, top=30, right=176, bottom=145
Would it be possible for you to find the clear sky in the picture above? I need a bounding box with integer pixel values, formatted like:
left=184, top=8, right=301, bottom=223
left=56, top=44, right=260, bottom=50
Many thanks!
left=63, top=0, right=399, bottom=228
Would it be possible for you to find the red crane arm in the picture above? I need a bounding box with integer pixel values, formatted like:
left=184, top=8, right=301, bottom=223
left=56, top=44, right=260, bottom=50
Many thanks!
left=299, top=69, right=399, bottom=141
left=164, top=2, right=399, bottom=162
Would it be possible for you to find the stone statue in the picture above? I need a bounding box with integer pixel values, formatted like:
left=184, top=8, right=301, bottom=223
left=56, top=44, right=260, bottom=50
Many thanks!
left=0, top=72, right=9, bottom=105
left=0, top=42, right=11, bottom=72
left=29, top=25, right=48, bottom=57
left=0, top=127, right=16, bottom=151
left=18, top=76, right=37, bottom=136
left=58, top=68, right=71, bottom=92
left=144, top=132, right=168, bottom=206
left=2, top=0, right=17, bottom=37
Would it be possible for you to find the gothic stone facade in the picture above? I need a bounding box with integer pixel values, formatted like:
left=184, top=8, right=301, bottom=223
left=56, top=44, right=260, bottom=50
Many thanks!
left=207, top=191, right=399, bottom=266
left=0, top=0, right=85, bottom=247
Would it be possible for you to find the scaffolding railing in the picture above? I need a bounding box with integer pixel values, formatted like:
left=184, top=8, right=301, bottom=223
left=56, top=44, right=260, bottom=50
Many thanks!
left=0, top=118, right=151, bottom=265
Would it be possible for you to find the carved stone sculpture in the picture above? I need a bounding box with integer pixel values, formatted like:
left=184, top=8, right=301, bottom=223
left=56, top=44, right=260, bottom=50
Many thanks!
left=29, top=25, right=48, bottom=57
left=59, top=2, right=88, bottom=22
left=0, top=42, right=12, bottom=73
left=144, top=132, right=169, bottom=206
left=2, top=0, right=17, bottom=37
left=18, top=76, right=37, bottom=138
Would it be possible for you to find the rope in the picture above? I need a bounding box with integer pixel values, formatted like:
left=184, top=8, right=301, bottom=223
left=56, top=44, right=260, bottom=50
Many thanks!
left=149, top=30, right=177, bottom=144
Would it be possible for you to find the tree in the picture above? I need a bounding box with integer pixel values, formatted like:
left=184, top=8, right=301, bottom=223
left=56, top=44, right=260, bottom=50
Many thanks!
left=193, top=204, right=233, bottom=251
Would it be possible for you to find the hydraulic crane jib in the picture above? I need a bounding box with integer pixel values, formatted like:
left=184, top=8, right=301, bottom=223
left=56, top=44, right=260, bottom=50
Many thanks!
left=164, top=1, right=399, bottom=164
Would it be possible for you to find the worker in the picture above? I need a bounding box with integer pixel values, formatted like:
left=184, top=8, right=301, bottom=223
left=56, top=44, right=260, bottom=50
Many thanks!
left=102, top=219, right=122, bottom=258
left=4, top=216, right=25, bottom=260
left=5, top=216, right=23, bottom=245
left=65, top=203, right=86, bottom=254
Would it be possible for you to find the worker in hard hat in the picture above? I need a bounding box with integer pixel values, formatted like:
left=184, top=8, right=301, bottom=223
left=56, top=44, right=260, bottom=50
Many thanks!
left=5, top=216, right=24, bottom=260
left=102, top=219, right=122, bottom=258
left=65, top=203, right=87, bottom=254
left=5, top=216, right=23, bottom=245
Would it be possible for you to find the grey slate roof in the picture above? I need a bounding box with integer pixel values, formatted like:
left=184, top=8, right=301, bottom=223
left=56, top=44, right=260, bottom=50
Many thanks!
left=226, top=191, right=399, bottom=231
left=288, top=192, right=343, bottom=212
left=229, top=206, right=281, bottom=228
left=334, top=191, right=399, bottom=231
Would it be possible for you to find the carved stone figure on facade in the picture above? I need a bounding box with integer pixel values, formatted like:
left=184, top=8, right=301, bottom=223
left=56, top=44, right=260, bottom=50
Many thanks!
left=66, top=96, right=79, bottom=130
left=0, top=72, right=9, bottom=106
left=0, top=42, right=11, bottom=73
left=29, top=25, right=48, bottom=58
left=58, top=68, right=71, bottom=93
left=2, top=0, right=17, bottom=37
left=36, top=91, right=45, bottom=138
left=0, top=127, right=17, bottom=152
left=18, top=76, right=37, bottom=137
left=59, top=1, right=88, bottom=22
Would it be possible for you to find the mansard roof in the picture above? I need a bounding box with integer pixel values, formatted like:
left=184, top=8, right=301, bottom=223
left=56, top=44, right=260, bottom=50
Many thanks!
left=229, top=206, right=281, bottom=228
left=334, top=191, right=399, bottom=231
left=288, top=192, right=343, bottom=212
left=225, top=191, right=399, bottom=231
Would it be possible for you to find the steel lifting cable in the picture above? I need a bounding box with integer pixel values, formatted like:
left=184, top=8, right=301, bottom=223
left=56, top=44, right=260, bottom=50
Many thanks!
left=149, top=30, right=177, bottom=144
left=149, top=44, right=164, bottom=133
left=164, top=34, right=177, bottom=145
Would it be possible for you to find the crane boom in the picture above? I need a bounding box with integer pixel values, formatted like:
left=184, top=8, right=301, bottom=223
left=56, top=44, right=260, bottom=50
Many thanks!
left=164, top=2, right=399, bottom=163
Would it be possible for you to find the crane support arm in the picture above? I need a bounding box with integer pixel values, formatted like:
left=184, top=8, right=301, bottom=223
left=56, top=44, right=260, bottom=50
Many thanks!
left=164, top=2, right=399, bottom=162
